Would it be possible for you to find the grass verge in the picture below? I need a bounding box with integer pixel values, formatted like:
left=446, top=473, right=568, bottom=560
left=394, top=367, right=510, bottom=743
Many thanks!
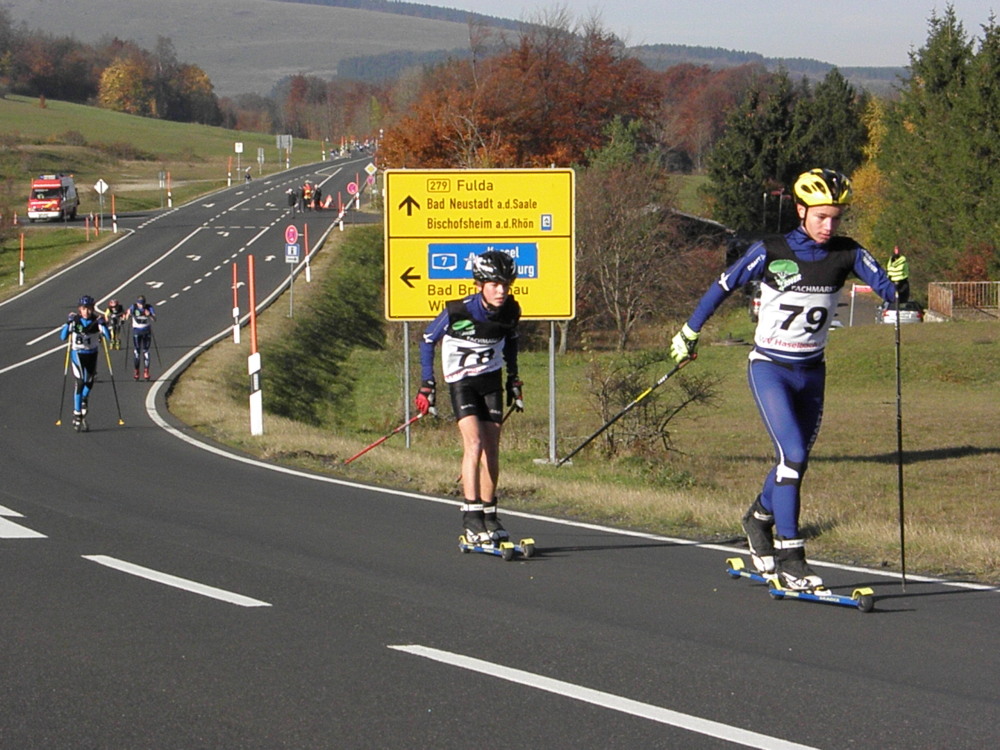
left=169, top=228, right=1000, bottom=584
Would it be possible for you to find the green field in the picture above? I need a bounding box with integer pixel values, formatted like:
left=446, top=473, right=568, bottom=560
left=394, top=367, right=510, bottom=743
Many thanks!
left=0, top=94, right=326, bottom=294
left=0, top=94, right=325, bottom=215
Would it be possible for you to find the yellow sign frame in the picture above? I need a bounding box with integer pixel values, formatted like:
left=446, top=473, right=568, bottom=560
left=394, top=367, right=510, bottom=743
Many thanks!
left=383, top=168, right=575, bottom=320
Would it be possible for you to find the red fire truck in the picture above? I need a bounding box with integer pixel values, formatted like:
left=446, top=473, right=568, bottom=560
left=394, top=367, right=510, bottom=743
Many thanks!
left=27, top=173, right=79, bottom=222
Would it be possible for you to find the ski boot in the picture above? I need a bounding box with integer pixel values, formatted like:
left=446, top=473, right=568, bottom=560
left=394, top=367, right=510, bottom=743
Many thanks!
left=72, top=410, right=87, bottom=432
left=741, top=495, right=775, bottom=576
left=461, top=502, right=493, bottom=546
left=774, top=537, right=824, bottom=591
left=134, top=367, right=140, bottom=380
left=483, top=501, right=510, bottom=542
left=81, top=397, right=88, bottom=417
left=143, top=367, right=150, bottom=381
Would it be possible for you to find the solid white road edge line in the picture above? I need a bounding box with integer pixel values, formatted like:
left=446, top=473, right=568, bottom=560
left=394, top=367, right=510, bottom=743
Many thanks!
left=136, top=214, right=999, bottom=596
left=143, top=338, right=999, bottom=593
left=82, top=554, right=271, bottom=607
left=389, top=644, right=819, bottom=750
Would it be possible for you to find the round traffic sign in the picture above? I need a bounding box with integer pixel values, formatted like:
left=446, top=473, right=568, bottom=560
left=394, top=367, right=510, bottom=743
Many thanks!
left=285, top=224, right=299, bottom=244
left=347, top=181, right=359, bottom=195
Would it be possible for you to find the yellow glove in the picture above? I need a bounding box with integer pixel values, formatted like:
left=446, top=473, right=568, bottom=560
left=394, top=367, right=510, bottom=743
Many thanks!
left=669, top=323, right=699, bottom=364
left=886, top=253, right=909, bottom=283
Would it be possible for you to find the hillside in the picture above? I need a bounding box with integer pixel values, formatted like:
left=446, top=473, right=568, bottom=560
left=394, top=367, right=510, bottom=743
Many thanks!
left=4, top=0, right=477, bottom=97
left=6, top=0, right=904, bottom=97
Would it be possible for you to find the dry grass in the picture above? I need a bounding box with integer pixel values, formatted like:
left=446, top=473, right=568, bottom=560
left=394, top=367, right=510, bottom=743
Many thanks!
left=169, top=235, right=1000, bottom=583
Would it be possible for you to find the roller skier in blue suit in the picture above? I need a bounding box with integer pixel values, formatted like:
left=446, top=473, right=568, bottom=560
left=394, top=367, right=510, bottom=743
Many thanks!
left=670, top=169, right=910, bottom=590
left=60, top=295, right=111, bottom=429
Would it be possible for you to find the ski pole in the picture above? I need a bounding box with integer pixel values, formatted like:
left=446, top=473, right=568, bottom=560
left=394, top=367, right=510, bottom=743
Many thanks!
left=892, top=246, right=907, bottom=589
left=557, top=355, right=695, bottom=467
left=122, top=317, right=131, bottom=372
left=150, top=326, right=162, bottom=368
left=102, top=337, right=125, bottom=426
left=55, top=339, right=72, bottom=426
left=343, top=413, right=423, bottom=464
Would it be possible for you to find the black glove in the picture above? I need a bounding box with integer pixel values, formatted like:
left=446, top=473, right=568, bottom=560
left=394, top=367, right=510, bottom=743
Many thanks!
left=415, top=379, right=436, bottom=416
left=506, top=376, right=524, bottom=411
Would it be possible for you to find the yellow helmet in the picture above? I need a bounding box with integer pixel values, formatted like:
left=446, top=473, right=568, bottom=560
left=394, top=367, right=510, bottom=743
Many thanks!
left=793, top=168, right=853, bottom=207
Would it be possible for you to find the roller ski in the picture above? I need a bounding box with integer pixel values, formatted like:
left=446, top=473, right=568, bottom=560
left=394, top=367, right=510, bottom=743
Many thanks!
left=71, top=412, right=89, bottom=433
left=458, top=503, right=535, bottom=561
left=725, top=557, right=875, bottom=612
left=459, top=535, right=536, bottom=561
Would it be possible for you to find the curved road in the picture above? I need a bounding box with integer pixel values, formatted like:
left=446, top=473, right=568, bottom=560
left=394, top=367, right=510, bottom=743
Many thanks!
left=1, top=159, right=998, bottom=749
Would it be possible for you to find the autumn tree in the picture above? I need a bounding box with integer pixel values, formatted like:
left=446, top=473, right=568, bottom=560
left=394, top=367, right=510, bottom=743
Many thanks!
left=98, top=54, right=156, bottom=116
left=576, top=118, right=689, bottom=350
left=381, top=15, right=660, bottom=168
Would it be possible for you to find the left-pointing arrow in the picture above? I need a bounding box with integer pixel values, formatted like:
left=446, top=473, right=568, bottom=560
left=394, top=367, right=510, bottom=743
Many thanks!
left=400, top=266, right=421, bottom=288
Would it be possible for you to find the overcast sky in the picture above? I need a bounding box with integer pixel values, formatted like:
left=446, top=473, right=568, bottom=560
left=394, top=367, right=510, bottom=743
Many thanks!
left=431, top=1, right=998, bottom=68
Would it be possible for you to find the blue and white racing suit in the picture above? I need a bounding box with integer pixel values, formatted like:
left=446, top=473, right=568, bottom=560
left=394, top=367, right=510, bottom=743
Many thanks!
left=60, top=313, right=110, bottom=414
left=686, top=227, right=908, bottom=539
left=128, top=302, right=156, bottom=371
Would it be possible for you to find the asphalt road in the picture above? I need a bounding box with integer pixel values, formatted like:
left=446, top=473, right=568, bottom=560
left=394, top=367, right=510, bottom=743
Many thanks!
left=1, top=160, right=998, bottom=749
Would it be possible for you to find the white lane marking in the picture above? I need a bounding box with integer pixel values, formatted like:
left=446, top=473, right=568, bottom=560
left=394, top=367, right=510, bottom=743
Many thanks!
left=389, top=645, right=818, bottom=750
left=27, top=326, right=64, bottom=346
left=82, top=555, right=271, bottom=607
left=0, top=504, right=47, bottom=538
left=0, top=517, right=47, bottom=538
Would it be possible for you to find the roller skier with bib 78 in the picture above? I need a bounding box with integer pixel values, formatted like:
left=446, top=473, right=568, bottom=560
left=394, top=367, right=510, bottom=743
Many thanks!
left=670, top=168, right=909, bottom=599
left=417, top=250, right=534, bottom=559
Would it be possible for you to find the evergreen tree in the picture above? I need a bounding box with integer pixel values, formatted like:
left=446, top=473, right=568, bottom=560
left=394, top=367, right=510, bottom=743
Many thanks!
left=875, top=7, right=975, bottom=280
left=705, top=70, right=798, bottom=232
left=790, top=68, right=868, bottom=177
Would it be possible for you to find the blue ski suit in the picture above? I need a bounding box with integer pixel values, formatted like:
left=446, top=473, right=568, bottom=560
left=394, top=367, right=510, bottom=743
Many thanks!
left=60, top=312, right=110, bottom=414
left=686, top=227, right=908, bottom=539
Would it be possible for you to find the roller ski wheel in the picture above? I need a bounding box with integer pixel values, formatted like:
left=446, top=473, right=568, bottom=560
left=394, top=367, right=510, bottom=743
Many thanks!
left=73, top=417, right=89, bottom=433
left=459, top=535, right=536, bottom=561
left=726, top=557, right=874, bottom=612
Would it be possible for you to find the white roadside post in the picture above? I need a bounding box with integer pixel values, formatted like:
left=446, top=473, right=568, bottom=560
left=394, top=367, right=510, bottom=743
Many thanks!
left=232, top=262, right=241, bottom=344
left=247, top=254, right=263, bottom=436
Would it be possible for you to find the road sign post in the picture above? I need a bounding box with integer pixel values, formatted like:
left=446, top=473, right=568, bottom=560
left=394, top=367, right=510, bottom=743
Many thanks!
left=285, top=224, right=300, bottom=317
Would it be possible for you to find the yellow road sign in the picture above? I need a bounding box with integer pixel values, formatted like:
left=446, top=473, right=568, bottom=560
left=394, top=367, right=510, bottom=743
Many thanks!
left=384, top=168, right=575, bottom=320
